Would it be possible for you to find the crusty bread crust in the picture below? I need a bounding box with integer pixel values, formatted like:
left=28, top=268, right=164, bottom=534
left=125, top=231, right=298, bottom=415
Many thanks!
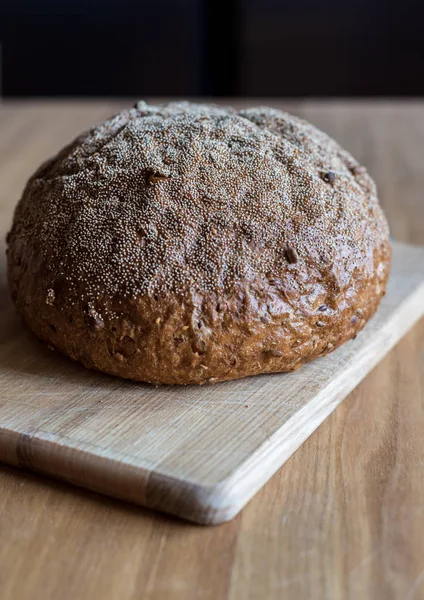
left=7, top=102, right=391, bottom=384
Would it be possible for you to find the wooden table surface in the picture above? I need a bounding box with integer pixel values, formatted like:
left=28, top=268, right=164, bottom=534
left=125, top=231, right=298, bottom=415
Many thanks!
left=1, top=100, right=423, bottom=600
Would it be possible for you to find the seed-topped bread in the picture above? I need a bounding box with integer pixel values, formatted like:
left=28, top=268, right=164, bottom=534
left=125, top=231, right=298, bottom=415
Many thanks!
left=7, top=102, right=391, bottom=384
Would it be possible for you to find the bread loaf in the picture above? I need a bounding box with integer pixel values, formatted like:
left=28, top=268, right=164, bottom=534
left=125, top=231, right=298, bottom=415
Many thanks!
left=7, top=102, right=391, bottom=384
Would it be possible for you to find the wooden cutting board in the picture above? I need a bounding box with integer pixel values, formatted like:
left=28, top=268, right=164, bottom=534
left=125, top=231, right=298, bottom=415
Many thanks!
left=0, top=241, right=423, bottom=525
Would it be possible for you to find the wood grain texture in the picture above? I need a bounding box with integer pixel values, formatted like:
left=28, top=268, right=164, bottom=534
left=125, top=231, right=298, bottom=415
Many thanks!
left=1, top=100, right=424, bottom=598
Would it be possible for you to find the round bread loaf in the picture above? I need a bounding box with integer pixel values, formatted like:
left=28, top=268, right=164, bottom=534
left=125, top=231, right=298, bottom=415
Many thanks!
left=7, top=102, right=391, bottom=385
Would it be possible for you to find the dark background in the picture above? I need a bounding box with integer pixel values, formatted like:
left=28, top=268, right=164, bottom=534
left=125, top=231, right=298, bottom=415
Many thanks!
left=1, top=0, right=423, bottom=97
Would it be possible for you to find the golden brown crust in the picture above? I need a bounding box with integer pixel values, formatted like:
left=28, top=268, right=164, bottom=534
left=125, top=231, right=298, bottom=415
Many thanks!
left=6, top=102, right=391, bottom=385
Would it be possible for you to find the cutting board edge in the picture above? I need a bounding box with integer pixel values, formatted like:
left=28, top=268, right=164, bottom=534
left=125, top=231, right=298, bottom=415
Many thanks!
left=0, top=426, right=220, bottom=524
